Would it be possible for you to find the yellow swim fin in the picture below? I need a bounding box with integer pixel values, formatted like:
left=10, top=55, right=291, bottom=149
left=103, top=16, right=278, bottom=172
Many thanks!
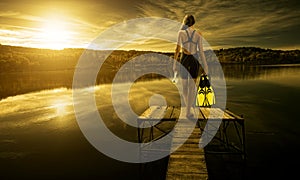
left=196, top=75, right=215, bottom=107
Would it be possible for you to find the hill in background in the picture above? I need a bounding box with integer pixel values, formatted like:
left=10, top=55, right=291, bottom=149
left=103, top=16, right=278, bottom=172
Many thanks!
left=215, top=47, right=300, bottom=64
left=1, top=44, right=299, bottom=99
left=0, top=44, right=300, bottom=72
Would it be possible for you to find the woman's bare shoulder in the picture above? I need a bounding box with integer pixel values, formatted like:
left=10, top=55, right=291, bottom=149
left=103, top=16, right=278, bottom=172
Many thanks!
left=177, top=30, right=186, bottom=38
left=195, top=30, right=203, bottom=36
left=193, top=30, right=203, bottom=40
left=178, top=30, right=185, bottom=34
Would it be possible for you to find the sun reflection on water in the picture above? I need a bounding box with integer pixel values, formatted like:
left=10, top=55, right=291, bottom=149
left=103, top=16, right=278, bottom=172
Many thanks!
left=56, top=103, right=67, bottom=115
left=50, top=99, right=69, bottom=116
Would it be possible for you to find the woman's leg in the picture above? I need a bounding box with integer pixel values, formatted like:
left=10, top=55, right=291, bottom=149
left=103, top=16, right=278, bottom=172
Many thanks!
left=182, top=79, right=188, bottom=108
left=186, top=78, right=197, bottom=117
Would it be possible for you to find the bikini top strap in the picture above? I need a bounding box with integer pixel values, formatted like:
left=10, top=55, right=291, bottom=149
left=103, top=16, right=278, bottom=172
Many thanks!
left=190, top=30, right=196, bottom=42
left=185, top=29, right=190, bottom=41
left=184, top=29, right=196, bottom=44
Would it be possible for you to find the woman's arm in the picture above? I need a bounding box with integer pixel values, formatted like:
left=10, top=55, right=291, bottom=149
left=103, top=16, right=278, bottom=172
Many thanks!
left=173, top=31, right=182, bottom=72
left=198, top=34, right=208, bottom=74
left=173, top=44, right=181, bottom=72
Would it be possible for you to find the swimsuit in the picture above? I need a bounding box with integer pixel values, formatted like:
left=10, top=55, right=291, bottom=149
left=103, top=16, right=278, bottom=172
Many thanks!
left=180, top=30, right=200, bottom=79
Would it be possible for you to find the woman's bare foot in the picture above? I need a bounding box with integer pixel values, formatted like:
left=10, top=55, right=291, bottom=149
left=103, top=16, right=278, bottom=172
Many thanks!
left=186, top=112, right=194, bottom=119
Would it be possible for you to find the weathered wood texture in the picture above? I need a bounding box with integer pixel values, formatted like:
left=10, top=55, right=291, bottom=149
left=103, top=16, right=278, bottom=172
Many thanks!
left=166, top=125, right=208, bottom=180
left=137, top=106, right=245, bottom=180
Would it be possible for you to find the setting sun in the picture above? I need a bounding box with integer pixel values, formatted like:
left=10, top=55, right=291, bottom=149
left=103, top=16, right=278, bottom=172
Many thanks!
left=37, top=18, right=72, bottom=50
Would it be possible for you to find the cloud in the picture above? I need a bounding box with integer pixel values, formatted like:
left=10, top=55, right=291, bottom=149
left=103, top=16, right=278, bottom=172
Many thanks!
left=0, top=0, right=299, bottom=50
left=137, top=0, right=300, bottom=49
left=0, top=11, right=20, bottom=17
left=0, top=10, right=100, bottom=48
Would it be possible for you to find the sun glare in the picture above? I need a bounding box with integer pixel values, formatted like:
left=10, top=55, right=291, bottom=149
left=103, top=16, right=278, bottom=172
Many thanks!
left=51, top=100, right=68, bottom=116
left=38, top=19, right=72, bottom=50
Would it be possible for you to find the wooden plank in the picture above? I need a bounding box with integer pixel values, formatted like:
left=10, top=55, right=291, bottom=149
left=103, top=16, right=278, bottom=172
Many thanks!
left=174, top=125, right=197, bottom=130
left=136, top=106, right=247, bottom=180
left=200, top=107, right=228, bottom=119
left=170, top=107, right=181, bottom=119
left=171, top=143, right=204, bottom=150
left=172, top=146, right=205, bottom=154
left=172, top=137, right=199, bottom=144
left=137, top=106, right=246, bottom=180
left=199, top=107, right=209, bottom=119
left=139, top=106, right=209, bottom=121
left=222, top=110, right=235, bottom=119
left=166, top=116, right=208, bottom=180
left=225, top=109, right=244, bottom=120
left=138, top=106, right=166, bottom=120
left=167, top=161, right=208, bottom=174
left=206, top=108, right=221, bottom=119
left=173, top=128, right=201, bottom=134
left=172, top=147, right=204, bottom=154
left=169, top=154, right=204, bottom=159
left=170, top=148, right=203, bottom=155
left=166, top=173, right=208, bottom=180
left=164, top=106, right=175, bottom=119
left=138, top=106, right=177, bottom=122
left=139, top=107, right=239, bottom=121
left=168, top=159, right=206, bottom=167
left=149, top=106, right=167, bottom=119
left=138, top=107, right=153, bottom=119
left=193, top=107, right=205, bottom=119
left=171, top=133, right=201, bottom=139
left=173, top=127, right=195, bottom=132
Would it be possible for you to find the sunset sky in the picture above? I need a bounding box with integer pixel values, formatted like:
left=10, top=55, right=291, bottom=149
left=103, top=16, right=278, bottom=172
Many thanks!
left=0, top=0, right=299, bottom=51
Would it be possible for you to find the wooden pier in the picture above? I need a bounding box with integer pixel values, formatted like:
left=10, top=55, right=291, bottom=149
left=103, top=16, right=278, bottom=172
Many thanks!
left=137, top=106, right=245, bottom=180
left=166, top=120, right=208, bottom=180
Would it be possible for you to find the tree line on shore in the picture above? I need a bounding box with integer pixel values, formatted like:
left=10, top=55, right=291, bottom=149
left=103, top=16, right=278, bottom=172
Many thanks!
left=0, top=44, right=299, bottom=72
left=215, top=47, right=300, bottom=64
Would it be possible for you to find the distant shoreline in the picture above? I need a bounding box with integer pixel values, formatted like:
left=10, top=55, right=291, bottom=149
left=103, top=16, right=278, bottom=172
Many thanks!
left=1, top=45, right=300, bottom=70
left=1, top=44, right=300, bottom=100
left=1, top=43, right=300, bottom=52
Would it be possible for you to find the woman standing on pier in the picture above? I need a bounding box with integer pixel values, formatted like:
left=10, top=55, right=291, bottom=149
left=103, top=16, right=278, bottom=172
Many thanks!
left=173, top=14, right=209, bottom=118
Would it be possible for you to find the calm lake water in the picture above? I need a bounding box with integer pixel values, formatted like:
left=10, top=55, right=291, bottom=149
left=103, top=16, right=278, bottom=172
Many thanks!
left=0, top=64, right=300, bottom=179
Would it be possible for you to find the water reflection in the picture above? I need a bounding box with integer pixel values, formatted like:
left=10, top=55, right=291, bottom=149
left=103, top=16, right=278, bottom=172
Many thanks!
left=0, top=88, right=74, bottom=128
left=50, top=88, right=73, bottom=117
left=0, top=80, right=179, bottom=128
left=51, top=100, right=68, bottom=116
left=1, top=64, right=300, bottom=101
left=222, top=64, right=300, bottom=80
left=0, top=64, right=300, bottom=179
left=2, top=64, right=300, bottom=99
